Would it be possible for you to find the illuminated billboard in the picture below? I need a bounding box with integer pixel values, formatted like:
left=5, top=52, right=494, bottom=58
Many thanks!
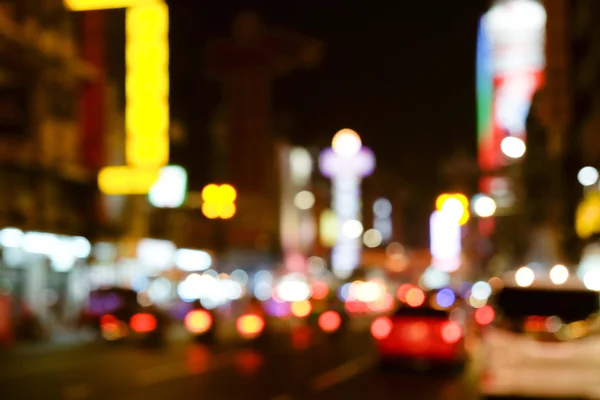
left=476, top=0, right=546, bottom=181
left=125, top=1, right=169, bottom=168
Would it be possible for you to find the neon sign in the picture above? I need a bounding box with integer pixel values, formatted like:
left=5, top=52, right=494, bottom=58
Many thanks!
left=319, top=129, right=374, bottom=278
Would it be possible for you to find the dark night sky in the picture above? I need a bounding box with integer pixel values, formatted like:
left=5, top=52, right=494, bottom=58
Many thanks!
left=166, top=1, right=487, bottom=243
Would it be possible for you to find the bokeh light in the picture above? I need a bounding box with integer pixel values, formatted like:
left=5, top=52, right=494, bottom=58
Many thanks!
left=363, top=229, right=383, bottom=248
left=578, top=166, right=599, bottom=187
left=294, top=191, right=316, bottom=210
left=475, top=305, right=495, bottom=325
left=435, top=288, right=456, bottom=308
left=318, top=311, right=342, bottom=333
left=501, top=136, right=526, bottom=159
left=331, top=128, right=362, bottom=157
left=370, top=316, right=393, bottom=340
left=291, top=300, right=312, bottom=318
left=515, top=266, right=535, bottom=287
left=405, top=288, right=425, bottom=307
left=550, top=264, right=569, bottom=285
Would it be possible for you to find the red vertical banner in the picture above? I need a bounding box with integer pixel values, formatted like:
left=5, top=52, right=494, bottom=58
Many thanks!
left=0, top=295, right=12, bottom=346
left=81, top=11, right=106, bottom=171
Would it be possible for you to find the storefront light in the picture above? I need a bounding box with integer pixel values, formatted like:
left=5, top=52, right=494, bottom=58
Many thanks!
left=0, top=228, right=24, bottom=248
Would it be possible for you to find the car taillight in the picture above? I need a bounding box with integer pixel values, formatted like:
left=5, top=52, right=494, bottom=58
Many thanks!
left=100, top=314, right=117, bottom=330
left=185, top=309, right=212, bottom=334
left=100, top=314, right=127, bottom=341
left=130, top=313, right=157, bottom=333
left=237, top=314, right=265, bottom=339
left=318, top=311, right=341, bottom=333
left=371, top=316, right=393, bottom=340
left=441, top=321, right=462, bottom=344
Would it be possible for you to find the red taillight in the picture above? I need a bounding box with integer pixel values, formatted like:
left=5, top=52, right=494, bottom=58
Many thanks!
left=185, top=310, right=212, bottom=334
left=319, top=311, right=341, bottom=333
left=130, top=313, right=157, bottom=333
left=100, top=314, right=117, bottom=330
left=371, top=316, right=393, bottom=340
left=237, top=314, right=265, bottom=338
left=441, top=321, right=462, bottom=344
left=475, top=305, right=495, bottom=326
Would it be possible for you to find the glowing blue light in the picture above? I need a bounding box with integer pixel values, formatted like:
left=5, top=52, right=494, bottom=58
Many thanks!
left=338, top=283, right=351, bottom=301
left=436, top=288, right=456, bottom=308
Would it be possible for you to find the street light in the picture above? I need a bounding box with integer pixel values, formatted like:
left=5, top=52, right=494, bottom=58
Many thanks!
left=578, top=166, right=599, bottom=187
left=472, top=194, right=497, bottom=218
left=501, top=136, right=526, bottom=159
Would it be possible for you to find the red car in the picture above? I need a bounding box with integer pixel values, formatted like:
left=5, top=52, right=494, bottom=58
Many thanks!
left=371, top=301, right=467, bottom=370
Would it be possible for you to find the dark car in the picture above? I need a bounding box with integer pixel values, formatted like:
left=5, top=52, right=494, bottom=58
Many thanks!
left=84, top=287, right=168, bottom=347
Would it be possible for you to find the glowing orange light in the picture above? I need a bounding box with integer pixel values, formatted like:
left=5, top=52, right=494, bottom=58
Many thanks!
left=310, top=281, right=329, bottom=300
left=370, top=316, right=393, bottom=340
left=237, top=314, right=265, bottom=338
left=441, top=321, right=462, bottom=344
left=396, top=283, right=414, bottom=302
left=405, top=288, right=425, bottom=307
left=291, top=300, right=312, bottom=318
left=318, top=311, right=341, bottom=333
left=130, top=313, right=157, bottom=333
left=184, top=310, right=212, bottom=334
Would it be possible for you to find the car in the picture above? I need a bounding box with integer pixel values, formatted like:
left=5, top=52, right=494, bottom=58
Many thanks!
left=480, top=271, right=600, bottom=399
left=371, top=289, right=468, bottom=371
left=87, top=288, right=168, bottom=347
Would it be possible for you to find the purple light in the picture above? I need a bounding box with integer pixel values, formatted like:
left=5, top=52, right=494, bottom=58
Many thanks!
left=319, top=147, right=375, bottom=178
left=264, top=299, right=291, bottom=317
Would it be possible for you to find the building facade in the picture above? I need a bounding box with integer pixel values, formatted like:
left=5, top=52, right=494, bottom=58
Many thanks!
left=0, top=2, right=102, bottom=333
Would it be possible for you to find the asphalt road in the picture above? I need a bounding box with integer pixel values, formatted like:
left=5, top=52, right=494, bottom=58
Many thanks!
left=0, top=322, right=482, bottom=400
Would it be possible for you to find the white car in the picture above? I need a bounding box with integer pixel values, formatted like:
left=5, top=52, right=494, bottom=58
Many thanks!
left=480, top=269, right=600, bottom=399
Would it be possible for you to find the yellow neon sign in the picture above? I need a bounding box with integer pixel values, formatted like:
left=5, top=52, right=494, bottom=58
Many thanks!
left=73, top=0, right=170, bottom=195
left=64, top=0, right=153, bottom=11
left=98, top=166, right=159, bottom=195
left=435, top=193, right=470, bottom=226
left=63, top=0, right=158, bottom=11
left=201, top=184, right=237, bottom=220
left=125, top=1, right=169, bottom=168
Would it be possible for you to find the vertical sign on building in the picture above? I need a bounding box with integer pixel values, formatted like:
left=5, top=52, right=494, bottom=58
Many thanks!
left=477, top=0, right=547, bottom=194
left=319, top=129, right=374, bottom=279
left=125, top=1, right=169, bottom=168
left=81, top=10, right=106, bottom=170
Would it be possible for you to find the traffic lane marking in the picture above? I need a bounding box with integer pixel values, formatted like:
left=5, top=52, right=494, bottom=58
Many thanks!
left=311, top=353, right=378, bottom=392
left=62, top=384, right=91, bottom=400
left=135, top=349, right=246, bottom=387
left=271, top=395, right=294, bottom=400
